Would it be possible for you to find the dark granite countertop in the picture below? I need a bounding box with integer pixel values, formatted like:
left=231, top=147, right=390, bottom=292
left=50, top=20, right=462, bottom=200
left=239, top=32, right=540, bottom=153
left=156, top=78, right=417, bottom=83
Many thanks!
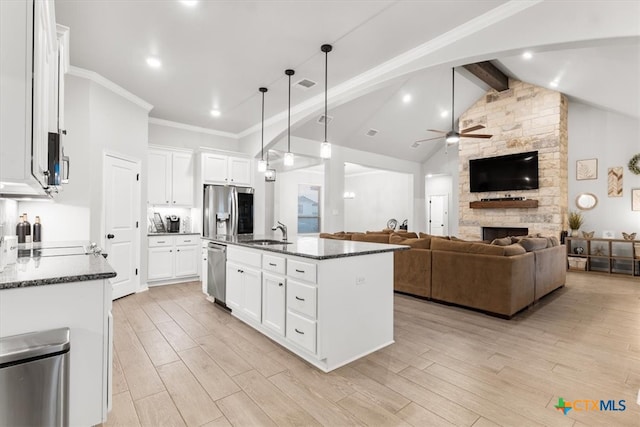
left=202, top=234, right=408, bottom=260
left=0, top=242, right=117, bottom=290
left=148, top=232, right=200, bottom=237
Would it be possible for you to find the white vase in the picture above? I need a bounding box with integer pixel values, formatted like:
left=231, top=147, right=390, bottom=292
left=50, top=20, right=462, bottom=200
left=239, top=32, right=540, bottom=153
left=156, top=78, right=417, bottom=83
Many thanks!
left=571, top=229, right=579, bottom=237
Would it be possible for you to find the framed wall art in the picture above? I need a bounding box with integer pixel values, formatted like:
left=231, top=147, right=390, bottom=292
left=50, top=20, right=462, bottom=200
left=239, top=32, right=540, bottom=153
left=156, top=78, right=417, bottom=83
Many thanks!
left=576, top=158, right=597, bottom=180
left=607, top=167, right=622, bottom=197
left=632, top=188, right=640, bottom=211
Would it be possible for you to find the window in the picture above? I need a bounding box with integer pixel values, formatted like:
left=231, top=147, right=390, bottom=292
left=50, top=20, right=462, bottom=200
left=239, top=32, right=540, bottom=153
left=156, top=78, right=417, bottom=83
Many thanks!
left=298, top=184, right=320, bottom=233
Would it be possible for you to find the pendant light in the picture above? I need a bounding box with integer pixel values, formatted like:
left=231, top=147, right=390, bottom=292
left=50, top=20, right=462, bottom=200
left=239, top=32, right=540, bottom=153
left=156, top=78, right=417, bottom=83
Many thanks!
left=320, top=44, right=333, bottom=159
left=283, top=69, right=295, bottom=166
left=265, top=149, right=276, bottom=182
left=257, top=87, right=268, bottom=172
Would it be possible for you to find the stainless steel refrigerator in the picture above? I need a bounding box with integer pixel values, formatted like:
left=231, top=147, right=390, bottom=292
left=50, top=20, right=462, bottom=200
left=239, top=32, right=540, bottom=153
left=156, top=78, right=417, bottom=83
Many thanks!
left=203, top=185, right=254, bottom=237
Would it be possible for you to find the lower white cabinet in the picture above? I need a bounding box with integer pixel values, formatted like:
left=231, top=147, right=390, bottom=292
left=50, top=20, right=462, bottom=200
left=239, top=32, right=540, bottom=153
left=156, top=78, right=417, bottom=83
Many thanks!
left=226, top=260, right=261, bottom=323
left=0, top=279, right=112, bottom=426
left=262, top=272, right=286, bottom=336
left=148, top=235, right=199, bottom=284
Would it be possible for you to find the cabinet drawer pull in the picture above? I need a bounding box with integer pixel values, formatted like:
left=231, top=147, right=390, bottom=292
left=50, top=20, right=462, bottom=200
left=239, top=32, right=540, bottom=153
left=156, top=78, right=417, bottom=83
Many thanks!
left=295, top=269, right=305, bottom=273
left=184, top=240, right=191, bottom=242
left=295, top=328, right=304, bottom=335
left=295, top=296, right=305, bottom=301
left=269, top=262, right=277, bottom=266
left=237, top=269, right=244, bottom=273
left=157, top=241, right=165, bottom=243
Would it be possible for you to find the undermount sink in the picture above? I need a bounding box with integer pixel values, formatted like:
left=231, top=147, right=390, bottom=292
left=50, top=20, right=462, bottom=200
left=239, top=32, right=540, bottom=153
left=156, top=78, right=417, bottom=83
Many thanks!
left=245, top=239, right=292, bottom=246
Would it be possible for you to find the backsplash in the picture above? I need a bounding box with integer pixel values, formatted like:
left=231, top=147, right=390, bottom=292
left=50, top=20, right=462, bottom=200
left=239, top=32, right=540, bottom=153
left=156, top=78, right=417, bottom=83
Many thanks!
left=0, top=199, right=19, bottom=237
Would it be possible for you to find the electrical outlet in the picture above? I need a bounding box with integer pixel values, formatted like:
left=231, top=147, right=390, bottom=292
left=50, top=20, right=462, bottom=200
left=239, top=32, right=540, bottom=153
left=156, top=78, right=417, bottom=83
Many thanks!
left=356, top=276, right=365, bottom=286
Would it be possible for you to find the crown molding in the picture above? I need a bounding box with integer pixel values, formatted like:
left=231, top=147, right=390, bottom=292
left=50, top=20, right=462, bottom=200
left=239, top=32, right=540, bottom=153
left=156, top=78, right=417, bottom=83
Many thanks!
left=68, top=66, right=154, bottom=112
left=148, top=117, right=238, bottom=139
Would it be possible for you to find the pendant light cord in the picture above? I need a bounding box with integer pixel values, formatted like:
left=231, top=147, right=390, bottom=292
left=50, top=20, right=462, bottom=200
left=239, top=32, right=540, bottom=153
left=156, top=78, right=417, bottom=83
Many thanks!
left=324, top=49, right=328, bottom=143
left=261, top=90, right=265, bottom=161
left=451, top=67, right=455, bottom=132
left=287, top=72, right=291, bottom=152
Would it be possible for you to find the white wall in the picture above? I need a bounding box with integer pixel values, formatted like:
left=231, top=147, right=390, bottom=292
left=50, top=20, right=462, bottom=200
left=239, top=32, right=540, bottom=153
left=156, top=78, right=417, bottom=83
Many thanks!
left=0, top=199, right=18, bottom=239
left=423, top=143, right=459, bottom=236
left=568, top=102, right=640, bottom=237
left=344, top=170, right=412, bottom=232
left=275, top=168, right=324, bottom=238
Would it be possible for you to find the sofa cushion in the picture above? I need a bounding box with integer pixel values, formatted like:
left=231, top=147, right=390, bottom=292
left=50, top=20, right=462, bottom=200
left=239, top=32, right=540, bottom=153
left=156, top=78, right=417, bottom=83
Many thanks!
left=518, top=237, right=549, bottom=252
left=491, top=237, right=513, bottom=246
left=503, top=244, right=527, bottom=256
left=418, top=232, right=449, bottom=240
left=319, top=233, right=352, bottom=240
left=389, top=233, right=431, bottom=249
left=392, top=231, right=419, bottom=239
left=351, top=233, right=390, bottom=244
left=431, top=238, right=507, bottom=256
left=366, top=229, right=394, bottom=234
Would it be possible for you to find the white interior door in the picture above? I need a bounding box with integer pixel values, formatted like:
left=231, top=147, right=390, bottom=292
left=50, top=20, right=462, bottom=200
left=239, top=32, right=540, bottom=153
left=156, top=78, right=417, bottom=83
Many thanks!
left=104, top=154, right=140, bottom=300
left=428, top=194, right=448, bottom=236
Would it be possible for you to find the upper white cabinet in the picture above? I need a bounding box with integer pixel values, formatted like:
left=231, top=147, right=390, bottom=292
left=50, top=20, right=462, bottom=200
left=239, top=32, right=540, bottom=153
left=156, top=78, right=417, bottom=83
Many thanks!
left=148, top=147, right=193, bottom=206
left=1, top=0, right=60, bottom=194
left=202, top=153, right=252, bottom=186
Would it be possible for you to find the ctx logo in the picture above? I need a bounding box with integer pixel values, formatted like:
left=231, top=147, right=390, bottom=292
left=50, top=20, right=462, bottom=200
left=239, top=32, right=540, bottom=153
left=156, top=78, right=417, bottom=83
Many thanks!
left=554, top=397, right=626, bottom=415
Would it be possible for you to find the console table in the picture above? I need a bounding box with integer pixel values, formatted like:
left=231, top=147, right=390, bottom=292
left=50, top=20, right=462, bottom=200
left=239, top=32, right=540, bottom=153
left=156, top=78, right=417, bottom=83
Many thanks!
left=566, top=237, right=639, bottom=277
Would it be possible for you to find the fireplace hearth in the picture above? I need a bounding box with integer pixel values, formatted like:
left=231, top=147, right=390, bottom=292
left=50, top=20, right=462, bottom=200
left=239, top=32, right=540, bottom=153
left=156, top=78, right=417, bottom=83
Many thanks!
left=482, top=227, right=528, bottom=242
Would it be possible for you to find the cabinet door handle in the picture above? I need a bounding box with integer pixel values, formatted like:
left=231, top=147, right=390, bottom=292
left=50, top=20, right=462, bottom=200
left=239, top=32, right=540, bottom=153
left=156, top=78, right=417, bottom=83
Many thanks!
left=237, top=269, right=243, bottom=273
left=184, top=240, right=191, bottom=243
left=295, top=328, right=304, bottom=335
left=166, top=200, right=169, bottom=203
left=269, top=262, right=277, bottom=266
left=169, top=250, right=172, bottom=253
left=157, top=241, right=165, bottom=243
left=177, top=249, right=180, bottom=252
left=295, top=296, right=305, bottom=301
left=295, top=269, right=305, bottom=273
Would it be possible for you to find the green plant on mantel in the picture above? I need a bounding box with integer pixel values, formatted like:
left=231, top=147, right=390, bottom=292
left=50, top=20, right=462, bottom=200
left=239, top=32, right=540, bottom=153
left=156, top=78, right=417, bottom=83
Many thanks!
left=568, top=211, right=584, bottom=230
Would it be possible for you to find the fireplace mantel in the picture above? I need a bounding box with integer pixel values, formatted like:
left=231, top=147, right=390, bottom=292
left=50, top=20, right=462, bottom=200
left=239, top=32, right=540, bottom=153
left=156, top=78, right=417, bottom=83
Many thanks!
left=469, top=199, right=538, bottom=209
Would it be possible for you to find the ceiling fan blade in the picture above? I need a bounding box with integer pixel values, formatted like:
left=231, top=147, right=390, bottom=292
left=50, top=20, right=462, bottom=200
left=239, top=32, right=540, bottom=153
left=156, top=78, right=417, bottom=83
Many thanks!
left=460, top=124, right=485, bottom=133
left=426, top=129, right=447, bottom=134
left=414, top=136, right=444, bottom=143
left=460, top=134, right=492, bottom=139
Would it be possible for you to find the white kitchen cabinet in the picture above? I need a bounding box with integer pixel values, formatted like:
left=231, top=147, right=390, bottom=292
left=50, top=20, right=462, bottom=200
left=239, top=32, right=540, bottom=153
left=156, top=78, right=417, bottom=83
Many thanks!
left=226, top=262, right=243, bottom=311
left=0, top=0, right=58, bottom=194
left=0, top=279, right=112, bottom=426
left=201, top=153, right=252, bottom=186
left=147, top=235, right=199, bottom=285
left=225, top=260, right=262, bottom=323
left=147, top=147, right=193, bottom=206
left=262, top=272, right=286, bottom=336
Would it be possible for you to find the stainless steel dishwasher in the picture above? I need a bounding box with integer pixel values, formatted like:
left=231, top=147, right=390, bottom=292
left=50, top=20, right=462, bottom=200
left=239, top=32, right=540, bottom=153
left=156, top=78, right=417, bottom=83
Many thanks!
left=207, top=242, right=229, bottom=309
left=0, top=328, right=70, bottom=427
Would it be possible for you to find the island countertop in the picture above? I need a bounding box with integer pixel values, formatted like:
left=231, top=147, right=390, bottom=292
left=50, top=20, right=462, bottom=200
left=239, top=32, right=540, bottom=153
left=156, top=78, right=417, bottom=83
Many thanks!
left=202, top=234, right=408, bottom=260
left=0, top=241, right=116, bottom=290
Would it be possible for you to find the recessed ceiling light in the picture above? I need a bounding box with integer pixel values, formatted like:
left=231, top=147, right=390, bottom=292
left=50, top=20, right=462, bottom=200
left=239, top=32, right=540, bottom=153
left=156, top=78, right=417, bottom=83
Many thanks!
left=402, top=94, right=412, bottom=103
left=210, top=109, right=221, bottom=117
left=550, top=80, right=559, bottom=88
left=146, top=57, right=161, bottom=68
left=427, top=174, right=433, bottom=178
left=522, top=51, right=533, bottom=60
left=440, top=110, right=449, bottom=118
left=180, top=0, right=198, bottom=6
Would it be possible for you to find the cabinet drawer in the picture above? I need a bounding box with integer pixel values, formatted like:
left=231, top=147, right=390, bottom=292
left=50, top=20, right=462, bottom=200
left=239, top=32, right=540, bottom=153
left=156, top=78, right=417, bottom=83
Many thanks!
left=263, top=254, right=286, bottom=274
left=286, top=311, right=316, bottom=354
left=287, top=259, right=317, bottom=283
left=287, top=280, right=317, bottom=319
left=176, top=235, right=197, bottom=246
left=148, top=236, right=174, bottom=247
left=227, top=246, right=261, bottom=268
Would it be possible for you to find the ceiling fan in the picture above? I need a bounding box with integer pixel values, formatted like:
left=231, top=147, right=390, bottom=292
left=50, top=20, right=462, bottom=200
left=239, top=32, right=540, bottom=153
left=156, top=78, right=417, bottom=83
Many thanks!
left=415, top=67, right=492, bottom=144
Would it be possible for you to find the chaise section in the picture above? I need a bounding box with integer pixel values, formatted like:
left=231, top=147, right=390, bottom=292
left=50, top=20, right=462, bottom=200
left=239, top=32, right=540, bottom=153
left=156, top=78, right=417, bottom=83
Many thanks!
left=393, top=248, right=431, bottom=298
left=533, top=245, right=567, bottom=300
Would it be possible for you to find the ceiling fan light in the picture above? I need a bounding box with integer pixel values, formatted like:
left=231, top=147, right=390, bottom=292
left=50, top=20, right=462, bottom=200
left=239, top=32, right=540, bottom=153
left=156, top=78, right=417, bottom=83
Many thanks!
left=257, top=159, right=267, bottom=172
left=284, top=152, right=294, bottom=166
left=445, top=132, right=460, bottom=144
left=320, top=142, right=331, bottom=159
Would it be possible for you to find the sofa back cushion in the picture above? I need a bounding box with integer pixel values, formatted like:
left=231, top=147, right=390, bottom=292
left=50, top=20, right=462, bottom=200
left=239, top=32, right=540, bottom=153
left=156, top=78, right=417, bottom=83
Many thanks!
left=491, top=237, right=513, bottom=246
left=518, top=237, right=549, bottom=252
left=351, top=233, right=390, bottom=244
left=431, top=238, right=509, bottom=256
left=392, top=231, right=419, bottom=239
left=366, top=229, right=394, bottom=234
left=389, top=233, right=431, bottom=249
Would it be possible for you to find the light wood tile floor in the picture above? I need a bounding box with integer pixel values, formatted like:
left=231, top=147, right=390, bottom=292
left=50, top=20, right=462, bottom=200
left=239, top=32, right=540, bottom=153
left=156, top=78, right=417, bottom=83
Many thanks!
left=104, top=272, right=640, bottom=426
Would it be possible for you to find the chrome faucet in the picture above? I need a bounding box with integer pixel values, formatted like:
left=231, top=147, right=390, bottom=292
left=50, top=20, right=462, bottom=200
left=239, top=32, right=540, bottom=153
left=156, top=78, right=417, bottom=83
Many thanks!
left=272, top=221, right=288, bottom=241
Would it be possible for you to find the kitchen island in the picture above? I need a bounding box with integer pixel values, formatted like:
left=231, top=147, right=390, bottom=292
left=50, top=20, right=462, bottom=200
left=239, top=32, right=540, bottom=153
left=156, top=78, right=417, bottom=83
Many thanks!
left=0, top=242, right=115, bottom=426
left=204, top=235, right=407, bottom=372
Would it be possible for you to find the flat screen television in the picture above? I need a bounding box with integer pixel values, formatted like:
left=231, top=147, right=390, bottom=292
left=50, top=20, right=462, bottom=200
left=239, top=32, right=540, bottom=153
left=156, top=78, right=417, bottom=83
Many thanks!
left=469, top=151, right=539, bottom=193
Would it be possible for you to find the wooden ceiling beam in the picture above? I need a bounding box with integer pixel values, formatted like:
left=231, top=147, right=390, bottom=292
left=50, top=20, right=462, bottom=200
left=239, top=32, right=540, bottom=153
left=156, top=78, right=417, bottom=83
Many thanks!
left=463, top=61, right=509, bottom=92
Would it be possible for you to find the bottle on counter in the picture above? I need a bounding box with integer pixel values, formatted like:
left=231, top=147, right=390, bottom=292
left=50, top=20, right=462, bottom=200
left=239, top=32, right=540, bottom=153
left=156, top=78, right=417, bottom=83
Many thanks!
left=33, top=216, right=42, bottom=242
left=22, top=213, right=32, bottom=243
left=16, top=215, right=26, bottom=244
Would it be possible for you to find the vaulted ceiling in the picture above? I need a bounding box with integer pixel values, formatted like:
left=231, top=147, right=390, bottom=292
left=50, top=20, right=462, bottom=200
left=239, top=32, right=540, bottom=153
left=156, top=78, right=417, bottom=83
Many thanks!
left=56, top=1, right=640, bottom=163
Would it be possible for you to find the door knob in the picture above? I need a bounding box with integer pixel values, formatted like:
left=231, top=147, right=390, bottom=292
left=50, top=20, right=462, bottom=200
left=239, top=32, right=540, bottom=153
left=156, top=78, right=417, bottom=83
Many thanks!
left=107, top=234, right=115, bottom=239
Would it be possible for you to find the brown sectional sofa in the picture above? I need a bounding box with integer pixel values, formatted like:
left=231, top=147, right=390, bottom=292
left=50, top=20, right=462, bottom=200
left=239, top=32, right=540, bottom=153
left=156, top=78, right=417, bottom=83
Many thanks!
left=319, top=230, right=566, bottom=318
